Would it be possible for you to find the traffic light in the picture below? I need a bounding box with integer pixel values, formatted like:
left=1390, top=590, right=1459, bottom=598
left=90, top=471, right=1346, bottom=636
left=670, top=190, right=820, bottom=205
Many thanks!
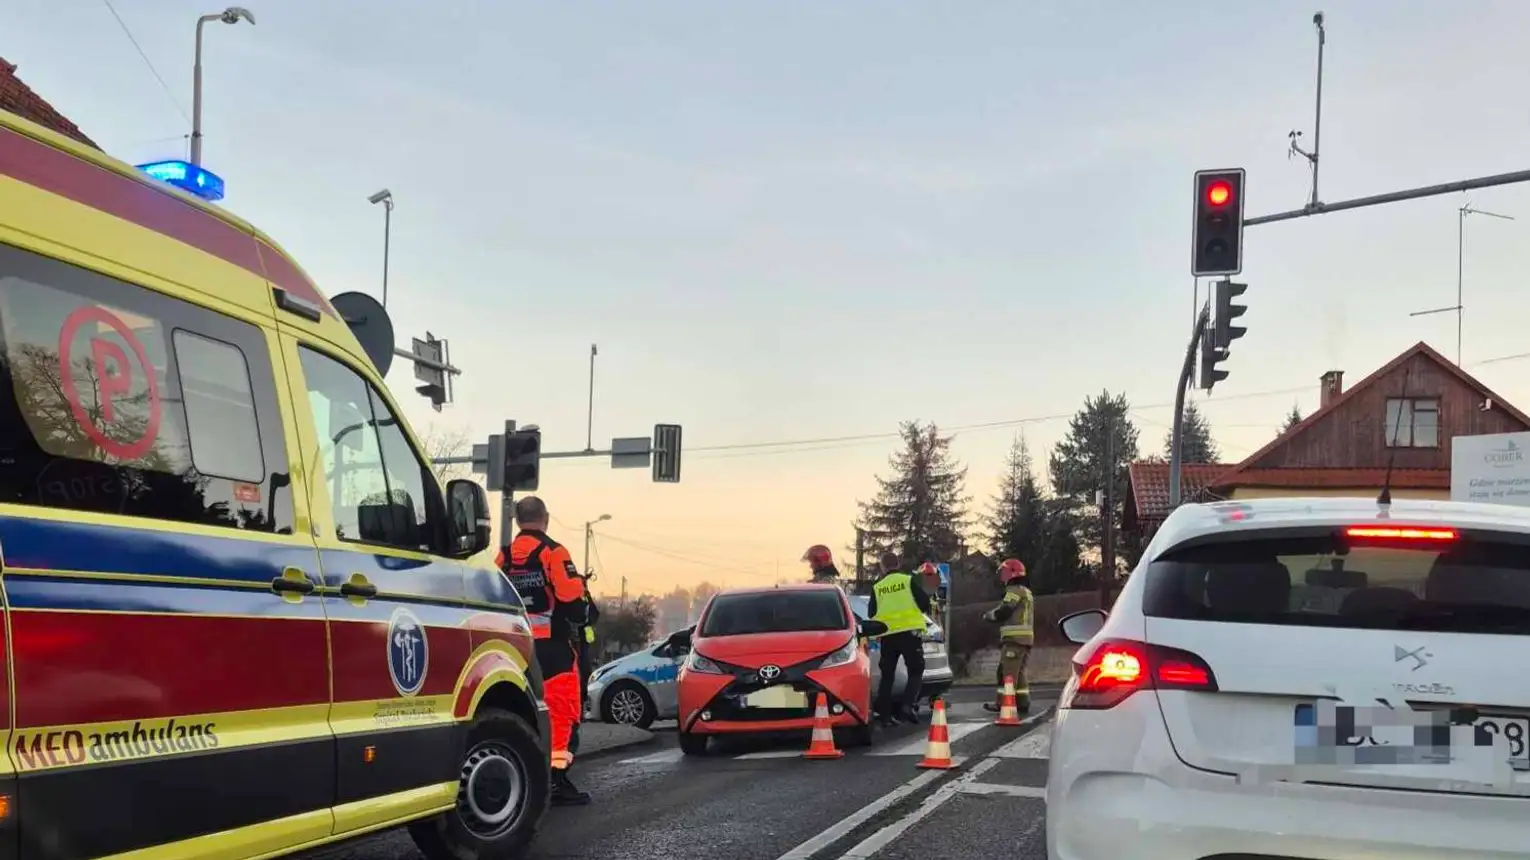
left=1212, top=279, right=1248, bottom=351
left=503, top=428, right=542, bottom=492
left=652, top=423, right=683, bottom=483
left=1192, top=169, right=1245, bottom=277
left=1198, top=330, right=1228, bottom=392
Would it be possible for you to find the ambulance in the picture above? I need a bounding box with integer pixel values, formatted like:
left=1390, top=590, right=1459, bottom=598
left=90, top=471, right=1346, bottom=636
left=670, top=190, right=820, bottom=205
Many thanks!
left=0, top=111, right=550, bottom=857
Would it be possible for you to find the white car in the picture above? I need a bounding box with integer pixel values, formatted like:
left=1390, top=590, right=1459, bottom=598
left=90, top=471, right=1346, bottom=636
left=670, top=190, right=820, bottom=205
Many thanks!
left=1047, top=496, right=1530, bottom=860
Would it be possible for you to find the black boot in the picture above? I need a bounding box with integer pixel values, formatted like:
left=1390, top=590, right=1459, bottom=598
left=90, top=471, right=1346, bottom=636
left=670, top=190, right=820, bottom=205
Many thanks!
left=551, top=769, right=591, bottom=807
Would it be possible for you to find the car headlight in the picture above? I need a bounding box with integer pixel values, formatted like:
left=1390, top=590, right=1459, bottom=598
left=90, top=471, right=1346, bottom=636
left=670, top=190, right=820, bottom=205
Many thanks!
left=685, top=652, right=725, bottom=674
left=922, top=640, right=945, bottom=655
left=818, top=638, right=859, bottom=669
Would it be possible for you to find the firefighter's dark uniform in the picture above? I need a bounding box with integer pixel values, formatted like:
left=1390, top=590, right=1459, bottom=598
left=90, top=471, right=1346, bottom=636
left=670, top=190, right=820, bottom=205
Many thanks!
left=498, top=530, right=590, bottom=805
left=868, top=568, right=932, bottom=724
left=984, top=582, right=1034, bottom=712
left=809, top=563, right=841, bottom=585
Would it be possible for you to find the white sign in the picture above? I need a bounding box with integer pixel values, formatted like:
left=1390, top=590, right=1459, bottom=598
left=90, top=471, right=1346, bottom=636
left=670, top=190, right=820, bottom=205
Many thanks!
left=1451, top=432, right=1530, bottom=506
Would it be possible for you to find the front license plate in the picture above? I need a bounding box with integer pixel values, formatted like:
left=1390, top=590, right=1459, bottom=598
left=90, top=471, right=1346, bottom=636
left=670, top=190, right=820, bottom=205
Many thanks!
left=1295, top=703, right=1530, bottom=769
left=745, top=687, right=808, bottom=709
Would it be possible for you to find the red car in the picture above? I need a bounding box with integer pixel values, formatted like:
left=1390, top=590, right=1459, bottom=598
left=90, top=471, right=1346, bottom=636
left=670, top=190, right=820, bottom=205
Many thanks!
left=672, top=584, right=886, bottom=755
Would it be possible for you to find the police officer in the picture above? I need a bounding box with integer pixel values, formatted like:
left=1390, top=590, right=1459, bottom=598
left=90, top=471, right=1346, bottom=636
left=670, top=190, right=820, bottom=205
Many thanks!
left=578, top=582, right=600, bottom=712
left=982, top=558, right=1034, bottom=714
left=868, top=552, right=932, bottom=726
left=803, top=544, right=841, bottom=584
left=496, top=496, right=591, bottom=806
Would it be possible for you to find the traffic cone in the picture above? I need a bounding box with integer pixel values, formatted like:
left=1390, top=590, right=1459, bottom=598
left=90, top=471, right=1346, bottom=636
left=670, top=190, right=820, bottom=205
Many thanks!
left=803, top=693, right=844, bottom=760
left=994, top=676, right=1024, bottom=727
left=916, top=698, right=957, bottom=770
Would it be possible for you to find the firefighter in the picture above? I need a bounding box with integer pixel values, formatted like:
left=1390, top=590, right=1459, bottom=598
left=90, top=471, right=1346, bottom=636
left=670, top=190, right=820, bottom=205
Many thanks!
left=868, top=552, right=932, bottom=726
left=495, top=496, right=591, bottom=806
left=982, top=558, right=1034, bottom=714
left=803, top=544, right=841, bottom=584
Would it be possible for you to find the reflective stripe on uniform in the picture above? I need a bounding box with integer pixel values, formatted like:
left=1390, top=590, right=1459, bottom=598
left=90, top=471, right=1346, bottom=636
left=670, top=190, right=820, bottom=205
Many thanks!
left=871, top=572, right=925, bottom=635
left=551, top=750, right=573, bottom=770
left=583, top=626, right=595, bottom=644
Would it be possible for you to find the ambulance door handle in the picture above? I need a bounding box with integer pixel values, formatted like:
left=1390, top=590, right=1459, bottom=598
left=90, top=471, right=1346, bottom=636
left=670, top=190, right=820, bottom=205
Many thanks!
left=271, top=569, right=315, bottom=595
left=340, top=573, right=378, bottom=600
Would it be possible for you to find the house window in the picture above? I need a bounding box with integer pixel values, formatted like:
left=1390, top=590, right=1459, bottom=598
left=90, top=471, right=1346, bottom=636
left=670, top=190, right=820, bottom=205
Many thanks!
left=1384, top=398, right=1440, bottom=448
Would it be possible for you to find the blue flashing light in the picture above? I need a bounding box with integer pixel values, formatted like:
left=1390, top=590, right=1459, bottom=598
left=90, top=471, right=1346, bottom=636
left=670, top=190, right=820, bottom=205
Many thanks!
left=135, top=160, right=226, bottom=202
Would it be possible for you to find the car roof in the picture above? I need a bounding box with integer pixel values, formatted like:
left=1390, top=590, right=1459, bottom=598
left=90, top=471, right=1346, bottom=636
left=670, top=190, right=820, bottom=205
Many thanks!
left=1152, top=496, right=1530, bottom=558
left=715, top=584, right=843, bottom=597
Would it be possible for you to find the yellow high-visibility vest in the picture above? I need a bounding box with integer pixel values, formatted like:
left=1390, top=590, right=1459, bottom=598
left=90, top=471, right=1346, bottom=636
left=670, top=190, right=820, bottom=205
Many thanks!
left=998, top=585, right=1034, bottom=643
left=872, top=572, right=926, bottom=636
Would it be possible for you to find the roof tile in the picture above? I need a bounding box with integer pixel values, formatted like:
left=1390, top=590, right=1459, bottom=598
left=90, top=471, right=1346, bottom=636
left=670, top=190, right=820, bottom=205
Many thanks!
left=0, top=56, right=98, bottom=149
left=1128, top=461, right=1229, bottom=522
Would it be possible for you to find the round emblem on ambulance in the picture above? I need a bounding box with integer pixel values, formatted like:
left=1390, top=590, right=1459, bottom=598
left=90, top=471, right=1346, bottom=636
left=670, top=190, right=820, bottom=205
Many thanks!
left=387, top=607, right=429, bottom=698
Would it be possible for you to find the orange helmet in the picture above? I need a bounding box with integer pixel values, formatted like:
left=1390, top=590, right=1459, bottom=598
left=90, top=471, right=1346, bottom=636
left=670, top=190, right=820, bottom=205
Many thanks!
left=917, top=562, right=939, bottom=576
left=802, top=544, right=833, bottom=568
left=998, top=558, right=1027, bottom=583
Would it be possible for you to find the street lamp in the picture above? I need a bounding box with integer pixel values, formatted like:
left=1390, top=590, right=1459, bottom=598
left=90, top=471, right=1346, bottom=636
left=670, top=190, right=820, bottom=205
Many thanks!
left=583, top=514, right=611, bottom=576
left=368, top=189, right=394, bottom=307
left=191, top=6, right=256, bottom=166
left=1410, top=203, right=1515, bottom=365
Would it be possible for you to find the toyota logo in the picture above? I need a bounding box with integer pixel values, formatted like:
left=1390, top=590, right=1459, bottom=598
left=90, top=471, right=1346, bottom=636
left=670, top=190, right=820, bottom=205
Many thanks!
left=758, top=664, right=782, bottom=681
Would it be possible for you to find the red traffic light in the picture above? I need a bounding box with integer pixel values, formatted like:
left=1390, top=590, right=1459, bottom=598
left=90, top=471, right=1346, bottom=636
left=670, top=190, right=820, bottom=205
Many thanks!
left=1206, top=181, right=1232, bottom=207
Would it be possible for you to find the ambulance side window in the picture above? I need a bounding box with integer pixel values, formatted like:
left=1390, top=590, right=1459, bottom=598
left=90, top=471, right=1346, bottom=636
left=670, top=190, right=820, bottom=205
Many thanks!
left=298, top=346, right=438, bottom=552
left=0, top=243, right=294, bottom=532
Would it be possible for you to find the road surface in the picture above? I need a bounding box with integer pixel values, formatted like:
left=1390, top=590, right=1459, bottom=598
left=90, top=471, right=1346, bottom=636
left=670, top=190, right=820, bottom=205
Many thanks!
left=316, top=686, right=1055, bottom=860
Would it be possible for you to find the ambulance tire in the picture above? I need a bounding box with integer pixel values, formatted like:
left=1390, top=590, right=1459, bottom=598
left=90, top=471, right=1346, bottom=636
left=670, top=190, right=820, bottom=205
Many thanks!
left=410, top=708, right=548, bottom=860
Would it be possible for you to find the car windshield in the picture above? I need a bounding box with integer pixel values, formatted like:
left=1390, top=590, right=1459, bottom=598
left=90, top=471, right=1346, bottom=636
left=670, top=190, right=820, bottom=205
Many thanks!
left=1144, top=529, right=1530, bottom=635
left=700, top=590, right=848, bottom=637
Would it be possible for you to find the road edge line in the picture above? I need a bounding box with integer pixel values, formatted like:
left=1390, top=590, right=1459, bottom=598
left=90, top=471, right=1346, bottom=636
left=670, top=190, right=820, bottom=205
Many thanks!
left=773, top=769, right=944, bottom=860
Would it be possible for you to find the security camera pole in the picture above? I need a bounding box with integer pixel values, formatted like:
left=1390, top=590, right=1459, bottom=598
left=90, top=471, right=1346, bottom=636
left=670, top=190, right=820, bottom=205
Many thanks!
left=191, top=6, right=256, bottom=166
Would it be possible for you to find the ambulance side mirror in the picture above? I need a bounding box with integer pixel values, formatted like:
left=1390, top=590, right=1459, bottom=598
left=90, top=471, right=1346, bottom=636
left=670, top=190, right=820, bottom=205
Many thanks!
left=446, top=479, right=491, bottom=558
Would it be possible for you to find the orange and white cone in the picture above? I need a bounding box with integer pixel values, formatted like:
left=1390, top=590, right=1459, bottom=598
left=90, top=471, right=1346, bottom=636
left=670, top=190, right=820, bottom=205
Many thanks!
left=916, top=698, right=957, bottom=770
left=803, top=693, right=844, bottom=760
left=994, top=675, right=1024, bottom=727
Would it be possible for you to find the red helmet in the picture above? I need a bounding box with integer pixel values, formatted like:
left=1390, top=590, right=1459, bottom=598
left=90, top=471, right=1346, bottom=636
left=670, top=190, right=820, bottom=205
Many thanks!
left=802, top=544, right=833, bottom=568
left=998, top=558, right=1027, bottom=583
left=917, top=562, right=939, bottom=576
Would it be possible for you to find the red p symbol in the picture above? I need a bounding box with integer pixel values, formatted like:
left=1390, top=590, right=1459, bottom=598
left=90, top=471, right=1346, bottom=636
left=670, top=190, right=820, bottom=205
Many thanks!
left=91, top=336, right=132, bottom=423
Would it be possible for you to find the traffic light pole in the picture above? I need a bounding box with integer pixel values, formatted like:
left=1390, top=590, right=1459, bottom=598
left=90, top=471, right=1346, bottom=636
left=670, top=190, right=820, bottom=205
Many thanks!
left=1170, top=303, right=1211, bottom=508
left=1244, top=168, right=1530, bottom=227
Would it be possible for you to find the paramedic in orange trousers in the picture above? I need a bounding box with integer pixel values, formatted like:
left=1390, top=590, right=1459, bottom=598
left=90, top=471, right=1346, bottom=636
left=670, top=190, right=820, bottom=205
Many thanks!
left=496, top=496, right=591, bottom=806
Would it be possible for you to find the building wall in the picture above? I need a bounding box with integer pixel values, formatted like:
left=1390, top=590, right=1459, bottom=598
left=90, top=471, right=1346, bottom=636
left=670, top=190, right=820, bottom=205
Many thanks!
left=1253, top=354, right=1528, bottom=471
left=1228, top=487, right=1450, bottom=501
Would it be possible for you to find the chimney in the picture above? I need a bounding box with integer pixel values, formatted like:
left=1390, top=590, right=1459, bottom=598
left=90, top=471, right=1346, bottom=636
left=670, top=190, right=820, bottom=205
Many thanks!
left=1320, top=370, right=1344, bottom=409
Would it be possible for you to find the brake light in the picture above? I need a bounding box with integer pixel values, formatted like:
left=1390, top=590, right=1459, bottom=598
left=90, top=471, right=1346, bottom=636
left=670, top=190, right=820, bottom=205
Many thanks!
left=1063, top=639, right=1217, bottom=710
left=1345, top=526, right=1457, bottom=541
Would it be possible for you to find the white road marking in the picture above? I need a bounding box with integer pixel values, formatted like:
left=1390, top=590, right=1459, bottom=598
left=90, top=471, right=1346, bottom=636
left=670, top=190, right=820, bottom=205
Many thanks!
left=619, top=748, right=684, bottom=765
left=958, top=781, right=1047, bottom=798
left=867, top=721, right=986, bottom=757
left=989, top=728, right=1050, bottom=759
left=832, top=758, right=1002, bottom=859
left=735, top=749, right=809, bottom=760
left=774, top=770, right=946, bottom=860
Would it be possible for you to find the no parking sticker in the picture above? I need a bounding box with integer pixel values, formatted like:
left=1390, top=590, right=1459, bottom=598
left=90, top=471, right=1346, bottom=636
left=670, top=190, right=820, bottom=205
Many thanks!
left=56, top=305, right=162, bottom=461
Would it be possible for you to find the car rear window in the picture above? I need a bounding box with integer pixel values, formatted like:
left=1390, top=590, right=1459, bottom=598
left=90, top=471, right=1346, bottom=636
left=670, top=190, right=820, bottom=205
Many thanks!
left=1143, top=530, right=1530, bottom=635
left=701, top=591, right=848, bottom=637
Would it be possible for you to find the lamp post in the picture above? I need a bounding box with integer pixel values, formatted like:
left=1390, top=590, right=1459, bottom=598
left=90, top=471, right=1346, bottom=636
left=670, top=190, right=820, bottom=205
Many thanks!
left=191, top=6, right=256, bottom=166
left=368, top=189, right=394, bottom=307
left=583, top=514, right=611, bottom=576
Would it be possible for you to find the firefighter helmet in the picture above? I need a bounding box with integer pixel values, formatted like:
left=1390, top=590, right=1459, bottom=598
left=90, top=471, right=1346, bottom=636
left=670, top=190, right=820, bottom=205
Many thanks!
left=917, top=562, right=939, bottom=576
left=998, top=558, right=1027, bottom=583
left=802, top=544, right=833, bottom=568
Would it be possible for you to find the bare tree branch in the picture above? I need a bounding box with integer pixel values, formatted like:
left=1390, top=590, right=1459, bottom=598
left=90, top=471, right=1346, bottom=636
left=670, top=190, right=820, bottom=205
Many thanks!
left=421, top=423, right=473, bottom=485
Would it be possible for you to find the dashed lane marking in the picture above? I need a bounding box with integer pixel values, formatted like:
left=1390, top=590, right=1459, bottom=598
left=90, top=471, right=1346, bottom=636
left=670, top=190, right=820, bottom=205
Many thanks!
left=866, top=721, right=986, bottom=756
left=833, top=758, right=1002, bottom=859
left=621, top=748, right=684, bottom=765
left=989, top=727, right=1050, bottom=759
left=959, top=781, right=1047, bottom=798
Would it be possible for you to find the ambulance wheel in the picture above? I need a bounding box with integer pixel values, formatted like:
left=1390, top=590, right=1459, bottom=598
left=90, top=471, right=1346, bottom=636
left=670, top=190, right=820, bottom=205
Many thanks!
left=679, top=731, right=709, bottom=756
left=410, top=708, right=548, bottom=860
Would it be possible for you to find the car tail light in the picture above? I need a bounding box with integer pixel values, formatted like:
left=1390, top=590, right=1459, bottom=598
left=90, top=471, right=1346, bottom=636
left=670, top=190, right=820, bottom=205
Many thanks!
left=1344, top=525, right=1457, bottom=542
left=1061, top=638, right=1217, bottom=710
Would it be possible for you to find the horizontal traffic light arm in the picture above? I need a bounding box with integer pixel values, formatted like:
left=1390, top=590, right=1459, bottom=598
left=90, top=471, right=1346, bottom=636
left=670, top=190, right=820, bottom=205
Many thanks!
left=1243, top=167, right=1530, bottom=227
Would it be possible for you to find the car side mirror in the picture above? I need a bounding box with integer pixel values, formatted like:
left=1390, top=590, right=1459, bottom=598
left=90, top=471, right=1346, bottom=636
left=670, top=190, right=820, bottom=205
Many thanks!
left=666, top=628, right=693, bottom=652
left=1059, top=609, right=1107, bottom=645
left=858, top=618, right=888, bottom=638
left=445, top=479, right=491, bottom=557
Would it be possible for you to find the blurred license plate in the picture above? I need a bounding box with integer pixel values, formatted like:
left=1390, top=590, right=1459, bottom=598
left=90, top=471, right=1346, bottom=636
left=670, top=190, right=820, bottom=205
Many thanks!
left=745, top=688, right=808, bottom=709
left=1295, top=703, right=1530, bottom=769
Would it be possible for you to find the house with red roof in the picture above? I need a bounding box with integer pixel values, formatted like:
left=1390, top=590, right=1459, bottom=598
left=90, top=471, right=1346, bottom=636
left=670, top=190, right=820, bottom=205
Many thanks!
left=1124, top=341, right=1530, bottom=548
left=0, top=56, right=97, bottom=148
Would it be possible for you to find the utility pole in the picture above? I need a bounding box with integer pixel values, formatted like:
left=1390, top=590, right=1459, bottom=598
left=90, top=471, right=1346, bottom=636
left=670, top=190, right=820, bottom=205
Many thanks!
left=582, top=514, right=611, bottom=575
left=190, top=7, right=256, bottom=167
left=1100, top=413, right=1117, bottom=608
left=1287, top=12, right=1326, bottom=210
left=1171, top=304, right=1212, bottom=506
left=585, top=344, right=598, bottom=453
left=855, top=527, right=865, bottom=584
left=620, top=576, right=628, bottom=609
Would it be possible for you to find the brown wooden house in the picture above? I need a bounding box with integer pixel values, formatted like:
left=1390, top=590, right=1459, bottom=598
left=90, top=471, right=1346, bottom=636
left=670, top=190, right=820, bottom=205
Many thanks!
left=1210, top=341, right=1530, bottom=500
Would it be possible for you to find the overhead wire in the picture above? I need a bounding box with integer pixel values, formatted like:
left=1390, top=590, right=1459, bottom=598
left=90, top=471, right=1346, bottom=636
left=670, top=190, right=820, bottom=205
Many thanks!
left=100, top=0, right=192, bottom=125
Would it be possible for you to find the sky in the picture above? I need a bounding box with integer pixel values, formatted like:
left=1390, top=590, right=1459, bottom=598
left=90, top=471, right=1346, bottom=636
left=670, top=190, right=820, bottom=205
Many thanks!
left=8, top=0, right=1530, bottom=597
